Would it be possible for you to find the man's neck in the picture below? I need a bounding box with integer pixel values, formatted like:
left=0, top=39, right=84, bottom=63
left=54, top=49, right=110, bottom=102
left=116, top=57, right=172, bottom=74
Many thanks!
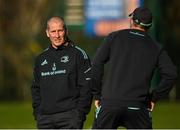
left=52, top=42, right=69, bottom=49
left=131, top=26, right=145, bottom=31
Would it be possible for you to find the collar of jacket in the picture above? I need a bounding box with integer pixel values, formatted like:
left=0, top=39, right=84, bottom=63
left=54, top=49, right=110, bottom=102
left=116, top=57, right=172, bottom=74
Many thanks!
left=49, top=42, right=73, bottom=51
left=130, top=29, right=147, bottom=36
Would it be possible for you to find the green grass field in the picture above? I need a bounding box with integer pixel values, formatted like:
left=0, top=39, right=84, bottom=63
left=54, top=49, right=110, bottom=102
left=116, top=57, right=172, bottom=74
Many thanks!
left=0, top=101, right=180, bottom=129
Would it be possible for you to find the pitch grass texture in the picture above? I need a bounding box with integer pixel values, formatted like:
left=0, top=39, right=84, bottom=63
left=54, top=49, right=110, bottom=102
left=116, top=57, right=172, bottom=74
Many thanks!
left=0, top=102, right=180, bottom=129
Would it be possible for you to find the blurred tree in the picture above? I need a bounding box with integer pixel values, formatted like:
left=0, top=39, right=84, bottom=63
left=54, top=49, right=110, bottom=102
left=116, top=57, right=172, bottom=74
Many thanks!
left=0, top=0, right=62, bottom=100
left=162, top=0, right=180, bottom=100
left=146, top=0, right=180, bottom=101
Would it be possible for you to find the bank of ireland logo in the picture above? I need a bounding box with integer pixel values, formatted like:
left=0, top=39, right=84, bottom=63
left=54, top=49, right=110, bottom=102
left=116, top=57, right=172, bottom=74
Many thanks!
left=61, top=56, right=69, bottom=63
left=52, top=62, right=56, bottom=71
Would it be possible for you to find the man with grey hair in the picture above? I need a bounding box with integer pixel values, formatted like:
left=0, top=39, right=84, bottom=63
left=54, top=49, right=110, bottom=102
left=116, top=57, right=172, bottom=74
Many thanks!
left=31, top=16, right=92, bottom=129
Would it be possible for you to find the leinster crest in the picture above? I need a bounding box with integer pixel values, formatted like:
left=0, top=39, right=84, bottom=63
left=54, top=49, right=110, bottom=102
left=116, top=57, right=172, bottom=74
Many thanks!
left=61, top=56, right=69, bottom=63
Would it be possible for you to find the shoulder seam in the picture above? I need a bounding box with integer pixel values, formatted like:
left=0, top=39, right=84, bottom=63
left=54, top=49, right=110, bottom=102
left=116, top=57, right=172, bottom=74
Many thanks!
left=75, top=46, right=88, bottom=59
left=43, top=47, right=49, bottom=52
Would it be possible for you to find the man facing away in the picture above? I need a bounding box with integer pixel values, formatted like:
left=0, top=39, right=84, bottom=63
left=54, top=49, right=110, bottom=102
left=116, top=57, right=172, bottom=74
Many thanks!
left=31, top=16, right=92, bottom=129
left=92, top=6, right=177, bottom=129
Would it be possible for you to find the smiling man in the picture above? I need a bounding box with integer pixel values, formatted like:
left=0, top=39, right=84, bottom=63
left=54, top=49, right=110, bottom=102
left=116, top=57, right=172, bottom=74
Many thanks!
left=31, top=16, right=92, bottom=129
left=46, top=17, right=67, bottom=48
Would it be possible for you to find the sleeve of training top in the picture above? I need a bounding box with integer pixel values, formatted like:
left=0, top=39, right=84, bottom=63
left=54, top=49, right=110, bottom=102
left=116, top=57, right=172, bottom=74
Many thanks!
left=151, top=48, right=177, bottom=102
left=31, top=57, right=41, bottom=120
left=91, top=33, right=113, bottom=100
left=76, top=48, right=92, bottom=119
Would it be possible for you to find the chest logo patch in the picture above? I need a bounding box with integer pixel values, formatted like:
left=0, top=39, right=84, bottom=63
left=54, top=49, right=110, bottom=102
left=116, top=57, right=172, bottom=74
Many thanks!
left=61, top=56, right=69, bottom=63
left=41, top=59, right=48, bottom=66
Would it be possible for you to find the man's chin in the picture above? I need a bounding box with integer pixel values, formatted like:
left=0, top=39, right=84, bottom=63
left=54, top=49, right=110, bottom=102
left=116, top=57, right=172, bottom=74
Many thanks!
left=54, top=42, right=63, bottom=46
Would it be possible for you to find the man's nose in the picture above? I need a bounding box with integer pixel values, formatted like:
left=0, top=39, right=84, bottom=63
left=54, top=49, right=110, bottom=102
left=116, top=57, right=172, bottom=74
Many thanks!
left=55, top=32, right=60, bottom=37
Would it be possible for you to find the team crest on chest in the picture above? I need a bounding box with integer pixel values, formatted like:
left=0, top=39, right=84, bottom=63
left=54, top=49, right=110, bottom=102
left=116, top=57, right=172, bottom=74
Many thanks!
left=61, top=56, right=69, bottom=63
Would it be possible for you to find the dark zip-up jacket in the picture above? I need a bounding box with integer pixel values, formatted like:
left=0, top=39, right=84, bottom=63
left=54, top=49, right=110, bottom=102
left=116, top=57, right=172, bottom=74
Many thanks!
left=92, top=29, right=177, bottom=107
left=31, top=41, right=92, bottom=119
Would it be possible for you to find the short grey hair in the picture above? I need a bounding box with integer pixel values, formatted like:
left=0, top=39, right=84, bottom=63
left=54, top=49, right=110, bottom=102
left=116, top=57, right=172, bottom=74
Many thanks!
left=46, top=16, right=66, bottom=30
